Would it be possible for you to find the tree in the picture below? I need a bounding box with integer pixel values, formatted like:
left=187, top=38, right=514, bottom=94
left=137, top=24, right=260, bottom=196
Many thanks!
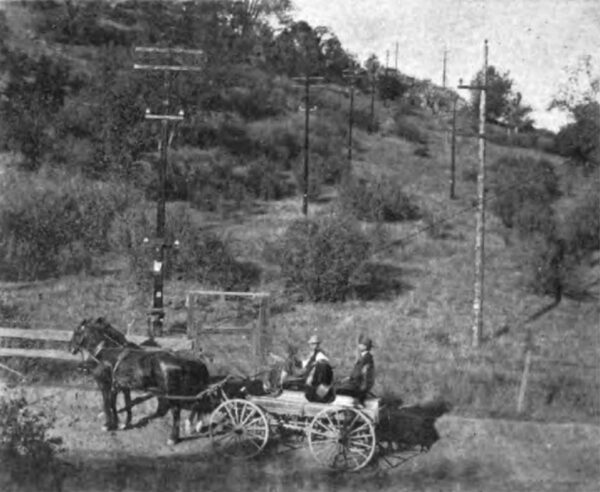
left=1, top=51, right=72, bottom=170
left=555, top=102, right=599, bottom=169
left=470, top=66, right=513, bottom=122
left=551, top=55, right=599, bottom=169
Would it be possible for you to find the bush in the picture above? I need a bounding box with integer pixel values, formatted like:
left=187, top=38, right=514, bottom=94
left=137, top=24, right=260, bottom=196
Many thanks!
left=392, top=113, right=428, bottom=144
left=0, top=170, right=137, bottom=280
left=273, top=214, right=372, bottom=302
left=517, top=233, right=567, bottom=299
left=489, top=155, right=560, bottom=229
left=513, top=201, right=557, bottom=238
left=0, top=396, right=63, bottom=486
left=109, top=203, right=260, bottom=291
left=563, top=191, right=600, bottom=259
left=338, top=176, right=421, bottom=222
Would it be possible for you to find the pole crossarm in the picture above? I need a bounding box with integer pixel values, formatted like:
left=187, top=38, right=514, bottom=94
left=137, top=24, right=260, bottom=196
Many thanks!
left=133, top=64, right=204, bottom=72
left=144, top=113, right=185, bottom=121
left=458, top=84, right=487, bottom=91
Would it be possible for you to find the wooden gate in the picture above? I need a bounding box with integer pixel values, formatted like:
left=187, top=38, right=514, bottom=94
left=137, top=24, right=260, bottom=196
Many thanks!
left=186, top=290, right=271, bottom=377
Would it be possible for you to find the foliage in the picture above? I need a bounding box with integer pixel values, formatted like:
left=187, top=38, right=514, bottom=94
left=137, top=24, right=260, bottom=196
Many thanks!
left=0, top=170, right=137, bottom=281
left=0, top=51, right=75, bottom=170
left=489, top=155, right=561, bottom=229
left=392, top=114, right=428, bottom=144
left=562, top=191, right=600, bottom=260
left=377, top=72, right=409, bottom=101
left=470, top=65, right=513, bottom=122
left=518, top=233, right=567, bottom=299
left=269, top=20, right=356, bottom=81
left=555, top=102, right=599, bottom=169
left=469, top=65, right=533, bottom=131
left=0, top=396, right=63, bottom=483
left=338, top=175, right=421, bottom=222
left=273, top=214, right=372, bottom=302
left=109, top=203, right=260, bottom=291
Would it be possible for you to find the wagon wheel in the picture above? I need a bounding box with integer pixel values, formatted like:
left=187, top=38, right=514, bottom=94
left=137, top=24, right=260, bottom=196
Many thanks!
left=307, top=407, right=376, bottom=472
left=209, top=399, right=269, bottom=459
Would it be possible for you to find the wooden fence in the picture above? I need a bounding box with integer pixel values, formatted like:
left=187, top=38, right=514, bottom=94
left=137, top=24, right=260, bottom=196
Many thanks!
left=0, top=327, right=193, bottom=361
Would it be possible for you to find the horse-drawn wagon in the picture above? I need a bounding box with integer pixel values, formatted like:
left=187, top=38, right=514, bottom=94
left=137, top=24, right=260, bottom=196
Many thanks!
left=70, top=317, right=445, bottom=472
left=208, top=389, right=381, bottom=471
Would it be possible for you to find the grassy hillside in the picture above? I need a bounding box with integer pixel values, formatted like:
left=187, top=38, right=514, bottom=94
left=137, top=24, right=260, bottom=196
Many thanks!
left=2, top=102, right=598, bottom=424
left=1, top=1, right=598, bottom=425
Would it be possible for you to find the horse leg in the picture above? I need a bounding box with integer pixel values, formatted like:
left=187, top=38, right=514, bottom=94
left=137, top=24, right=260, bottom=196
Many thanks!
left=167, top=402, right=181, bottom=445
left=101, top=386, right=116, bottom=431
left=120, top=389, right=132, bottom=430
left=109, top=389, right=120, bottom=430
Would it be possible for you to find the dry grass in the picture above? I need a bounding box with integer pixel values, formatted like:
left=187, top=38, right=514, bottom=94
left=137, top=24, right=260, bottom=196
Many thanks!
left=1, top=106, right=598, bottom=424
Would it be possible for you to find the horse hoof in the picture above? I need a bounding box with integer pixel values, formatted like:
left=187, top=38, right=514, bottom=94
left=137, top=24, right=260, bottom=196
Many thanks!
left=119, top=423, right=129, bottom=431
left=102, top=424, right=116, bottom=432
left=167, top=438, right=179, bottom=446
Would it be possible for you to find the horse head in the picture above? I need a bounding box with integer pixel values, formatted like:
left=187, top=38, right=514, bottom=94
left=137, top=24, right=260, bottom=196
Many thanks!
left=70, top=318, right=104, bottom=357
left=69, top=317, right=130, bottom=357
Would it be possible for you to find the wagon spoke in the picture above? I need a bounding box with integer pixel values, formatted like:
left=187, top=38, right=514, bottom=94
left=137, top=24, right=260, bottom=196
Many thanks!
left=348, top=422, right=370, bottom=435
left=309, top=428, right=336, bottom=439
left=314, top=418, right=337, bottom=435
left=239, top=405, right=254, bottom=425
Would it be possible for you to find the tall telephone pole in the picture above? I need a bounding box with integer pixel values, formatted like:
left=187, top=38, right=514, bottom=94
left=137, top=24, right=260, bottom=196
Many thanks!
left=459, top=39, right=488, bottom=348
left=449, top=93, right=458, bottom=199
left=442, top=49, right=449, bottom=88
left=394, top=42, right=399, bottom=71
left=133, top=46, right=203, bottom=337
left=292, top=74, right=325, bottom=215
left=342, top=69, right=361, bottom=178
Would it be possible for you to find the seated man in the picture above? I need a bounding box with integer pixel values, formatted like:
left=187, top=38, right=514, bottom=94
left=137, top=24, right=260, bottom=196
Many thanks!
left=283, top=335, right=334, bottom=403
left=336, top=336, right=375, bottom=404
left=303, top=335, right=335, bottom=403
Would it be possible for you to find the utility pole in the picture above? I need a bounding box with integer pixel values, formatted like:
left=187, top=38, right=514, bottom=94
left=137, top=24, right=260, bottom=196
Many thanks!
left=442, top=48, right=449, bottom=88
left=458, top=39, right=488, bottom=348
left=291, top=74, right=325, bottom=215
left=133, top=46, right=203, bottom=337
left=450, top=94, right=458, bottom=199
left=394, top=42, right=399, bottom=71
left=342, top=69, right=361, bottom=178
left=368, top=67, right=377, bottom=133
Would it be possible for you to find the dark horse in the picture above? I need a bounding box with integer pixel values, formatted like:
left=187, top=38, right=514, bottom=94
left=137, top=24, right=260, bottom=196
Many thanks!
left=69, top=317, right=210, bottom=444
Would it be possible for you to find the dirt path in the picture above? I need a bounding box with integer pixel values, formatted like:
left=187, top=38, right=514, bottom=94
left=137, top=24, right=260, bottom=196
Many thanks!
left=2, top=384, right=599, bottom=492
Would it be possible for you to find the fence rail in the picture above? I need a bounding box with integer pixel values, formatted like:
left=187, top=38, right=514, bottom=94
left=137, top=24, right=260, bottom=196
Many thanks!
left=0, top=327, right=194, bottom=361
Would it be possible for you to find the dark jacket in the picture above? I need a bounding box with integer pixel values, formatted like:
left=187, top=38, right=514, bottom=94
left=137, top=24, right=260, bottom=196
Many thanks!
left=348, top=351, right=375, bottom=393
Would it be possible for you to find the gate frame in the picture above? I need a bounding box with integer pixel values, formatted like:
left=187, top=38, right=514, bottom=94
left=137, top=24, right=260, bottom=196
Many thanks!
left=186, top=290, right=271, bottom=375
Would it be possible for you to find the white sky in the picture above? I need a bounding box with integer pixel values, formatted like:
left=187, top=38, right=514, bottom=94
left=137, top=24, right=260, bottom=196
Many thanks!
left=292, top=0, right=600, bottom=132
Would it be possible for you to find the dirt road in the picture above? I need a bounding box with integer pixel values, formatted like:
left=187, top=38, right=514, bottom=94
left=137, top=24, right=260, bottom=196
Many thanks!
left=2, top=384, right=599, bottom=492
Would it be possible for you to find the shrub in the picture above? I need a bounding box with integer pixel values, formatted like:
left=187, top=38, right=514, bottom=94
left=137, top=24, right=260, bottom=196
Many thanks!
left=109, top=203, right=260, bottom=291
left=338, top=176, right=421, bottom=222
left=563, top=191, right=600, bottom=259
left=513, top=201, right=557, bottom=238
left=0, top=396, right=63, bottom=486
left=489, top=155, right=560, bottom=229
left=518, top=233, right=567, bottom=299
left=0, top=170, right=137, bottom=280
left=274, top=214, right=372, bottom=302
left=392, top=114, right=428, bottom=144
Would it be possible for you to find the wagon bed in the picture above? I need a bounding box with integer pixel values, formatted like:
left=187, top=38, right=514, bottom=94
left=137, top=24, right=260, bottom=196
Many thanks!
left=209, top=389, right=381, bottom=471
left=248, top=390, right=380, bottom=422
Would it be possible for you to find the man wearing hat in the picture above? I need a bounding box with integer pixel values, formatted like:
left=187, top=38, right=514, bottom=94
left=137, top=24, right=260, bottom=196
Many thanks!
left=336, top=336, right=375, bottom=404
left=300, top=334, right=335, bottom=403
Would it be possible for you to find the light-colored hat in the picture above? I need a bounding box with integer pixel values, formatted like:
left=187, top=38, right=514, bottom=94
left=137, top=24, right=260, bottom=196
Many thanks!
left=358, top=336, right=373, bottom=350
left=308, top=334, right=321, bottom=345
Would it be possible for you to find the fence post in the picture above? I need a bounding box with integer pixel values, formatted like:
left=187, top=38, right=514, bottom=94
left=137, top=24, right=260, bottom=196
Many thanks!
left=517, top=347, right=532, bottom=414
